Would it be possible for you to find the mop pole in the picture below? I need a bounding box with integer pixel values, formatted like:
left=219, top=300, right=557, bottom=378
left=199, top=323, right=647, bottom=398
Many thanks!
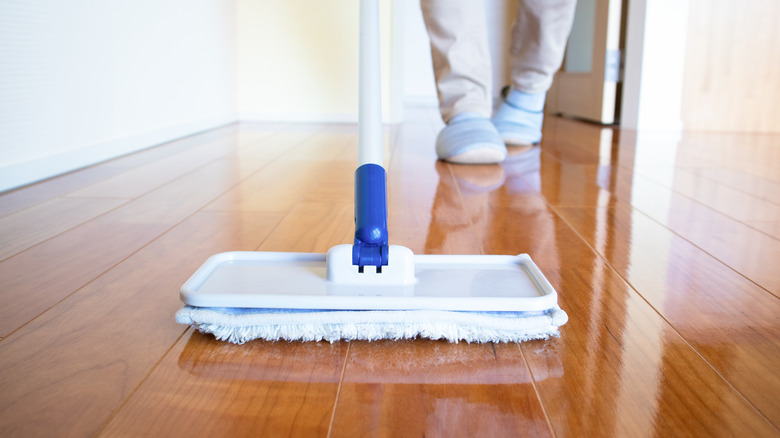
left=352, top=0, right=389, bottom=270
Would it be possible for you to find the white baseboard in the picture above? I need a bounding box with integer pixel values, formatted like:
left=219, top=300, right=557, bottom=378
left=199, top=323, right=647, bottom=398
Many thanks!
left=403, top=96, right=439, bottom=109
left=239, top=103, right=421, bottom=124
left=239, top=111, right=361, bottom=124
left=239, top=111, right=403, bottom=124
left=0, top=114, right=237, bottom=193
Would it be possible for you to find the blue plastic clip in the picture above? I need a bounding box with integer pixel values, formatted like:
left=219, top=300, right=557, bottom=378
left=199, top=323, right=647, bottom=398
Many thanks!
left=352, top=163, right=389, bottom=270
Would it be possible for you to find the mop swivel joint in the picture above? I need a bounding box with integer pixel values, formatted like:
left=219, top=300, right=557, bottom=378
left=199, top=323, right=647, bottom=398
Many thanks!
left=327, top=244, right=416, bottom=285
left=352, top=242, right=387, bottom=272
left=353, top=163, right=389, bottom=269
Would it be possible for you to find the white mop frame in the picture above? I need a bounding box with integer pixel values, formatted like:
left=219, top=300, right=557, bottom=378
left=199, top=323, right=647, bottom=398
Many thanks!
left=177, top=0, right=567, bottom=343
left=180, top=248, right=560, bottom=312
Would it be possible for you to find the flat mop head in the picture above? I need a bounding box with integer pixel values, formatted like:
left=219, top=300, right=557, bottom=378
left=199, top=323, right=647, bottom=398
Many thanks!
left=176, top=246, right=567, bottom=344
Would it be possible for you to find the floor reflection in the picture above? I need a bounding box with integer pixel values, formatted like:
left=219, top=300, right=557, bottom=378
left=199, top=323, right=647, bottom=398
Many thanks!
left=334, top=339, right=560, bottom=436
left=178, top=330, right=347, bottom=382
left=343, top=339, right=561, bottom=384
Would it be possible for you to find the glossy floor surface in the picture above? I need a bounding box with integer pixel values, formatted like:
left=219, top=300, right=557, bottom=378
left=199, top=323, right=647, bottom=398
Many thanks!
left=1, top=108, right=779, bottom=437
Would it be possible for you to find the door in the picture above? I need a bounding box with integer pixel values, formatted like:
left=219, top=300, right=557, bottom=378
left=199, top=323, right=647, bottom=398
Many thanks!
left=547, top=0, right=623, bottom=124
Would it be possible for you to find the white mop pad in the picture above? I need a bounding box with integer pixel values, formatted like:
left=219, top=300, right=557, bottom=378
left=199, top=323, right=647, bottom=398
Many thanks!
left=175, top=306, right=568, bottom=344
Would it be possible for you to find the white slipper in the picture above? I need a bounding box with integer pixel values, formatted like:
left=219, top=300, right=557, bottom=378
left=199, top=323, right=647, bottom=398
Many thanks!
left=436, top=113, right=507, bottom=164
left=492, top=89, right=545, bottom=146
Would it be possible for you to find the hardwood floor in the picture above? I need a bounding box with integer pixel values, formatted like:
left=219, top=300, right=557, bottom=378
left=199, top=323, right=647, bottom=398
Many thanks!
left=0, top=109, right=778, bottom=437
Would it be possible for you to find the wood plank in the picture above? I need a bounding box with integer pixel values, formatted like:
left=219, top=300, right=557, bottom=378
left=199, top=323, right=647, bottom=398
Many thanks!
left=0, top=124, right=242, bottom=217
left=449, top=152, right=567, bottom=257
left=92, top=159, right=248, bottom=225
left=0, top=211, right=282, bottom=437
left=226, top=122, right=334, bottom=161
left=539, top=126, right=780, bottom=295
left=98, top=332, right=347, bottom=438
left=272, top=125, right=358, bottom=162
left=637, top=164, right=780, bottom=223
left=302, top=160, right=356, bottom=203
left=0, top=126, right=310, bottom=335
left=601, top=133, right=780, bottom=231
left=0, top=197, right=126, bottom=261
left=555, top=203, right=780, bottom=429
left=206, top=158, right=336, bottom=214
left=673, top=131, right=780, bottom=180
left=66, top=138, right=246, bottom=199
left=331, top=340, right=552, bottom=437
left=389, top=162, right=485, bottom=255
left=641, top=131, right=780, bottom=197
left=0, top=222, right=169, bottom=337
left=481, top=210, right=774, bottom=435
left=688, top=167, right=780, bottom=207
left=205, top=129, right=355, bottom=213
left=623, top=173, right=780, bottom=295
left=543, top=118, right=780, bottom=214
left=258, top=201, right=354, bottom=253
left=67, top=125, right=306, bottom=200
left=100, top=124, right=243, bottom=169
left=0, top=131, right=309, bottom=337
left=0, top=165, right=127, bottom=217
left=448, top=154, right=778, bottom=435
left=209, top=132, right=360, bottom=251
left=513, top=126, right=780, bottom=427
left=745, top=220, right=780, bottom=240
left=525, top=256, right=776, bottom=437
left=0, top=124, right=347, bottom=341
left=386, top=116, right=482, bottom=255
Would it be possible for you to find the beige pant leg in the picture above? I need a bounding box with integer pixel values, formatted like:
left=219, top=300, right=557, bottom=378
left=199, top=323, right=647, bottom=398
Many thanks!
left=420, top=0, right=493, bottom=122
left=510, top=0, right=578, bottom=94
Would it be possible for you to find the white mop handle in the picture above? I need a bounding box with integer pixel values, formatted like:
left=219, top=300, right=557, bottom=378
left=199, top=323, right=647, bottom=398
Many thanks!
left=358, top=0, right=383, bottom=167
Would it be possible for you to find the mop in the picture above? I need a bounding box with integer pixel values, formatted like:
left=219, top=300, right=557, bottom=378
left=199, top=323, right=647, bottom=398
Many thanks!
left=175, top=0, right=567, bottom=344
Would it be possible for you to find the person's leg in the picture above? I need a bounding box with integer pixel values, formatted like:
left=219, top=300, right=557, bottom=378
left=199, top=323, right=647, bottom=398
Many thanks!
left=493, top=0, right=577, bottom=145
left=420, top=0, right=493, bottom=121
left=420, top=0, right=506, bottom=164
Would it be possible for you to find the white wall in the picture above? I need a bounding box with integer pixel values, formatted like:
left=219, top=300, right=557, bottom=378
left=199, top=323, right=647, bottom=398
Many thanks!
left=620, top=0, right=688, bottom=131
left=0, top=0, right=237, bottom=192
left=236, top=0, right=395, bottom=123
left=235, top=0, right=513, bottom=124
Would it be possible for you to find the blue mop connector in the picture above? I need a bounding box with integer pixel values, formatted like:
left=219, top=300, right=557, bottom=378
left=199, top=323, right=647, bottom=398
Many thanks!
left=352, top=163, right=389, bottom=270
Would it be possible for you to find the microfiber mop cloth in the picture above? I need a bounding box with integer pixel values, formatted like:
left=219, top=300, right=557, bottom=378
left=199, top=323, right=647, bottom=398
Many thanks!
left=175, top=306, right=568, bottom=344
